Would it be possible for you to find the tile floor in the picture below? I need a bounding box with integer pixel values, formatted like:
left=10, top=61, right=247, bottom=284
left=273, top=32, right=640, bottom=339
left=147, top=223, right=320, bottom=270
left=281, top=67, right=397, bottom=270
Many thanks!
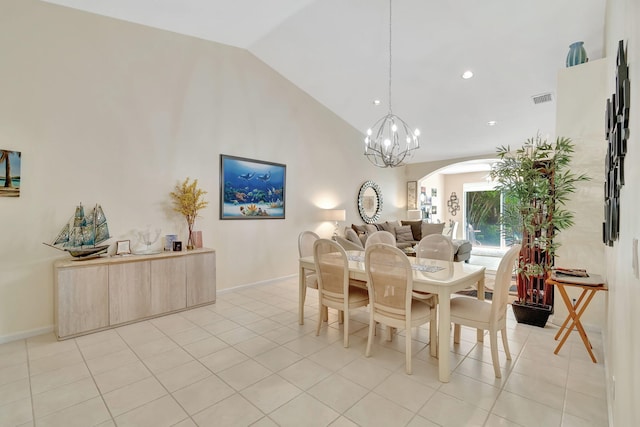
left=0, top=276, right=609, bottom=427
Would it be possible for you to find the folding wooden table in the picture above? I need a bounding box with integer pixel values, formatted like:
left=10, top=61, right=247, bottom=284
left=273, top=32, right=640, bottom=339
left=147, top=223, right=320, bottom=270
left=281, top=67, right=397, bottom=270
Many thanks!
left=546, top=272, right=607, bottom=363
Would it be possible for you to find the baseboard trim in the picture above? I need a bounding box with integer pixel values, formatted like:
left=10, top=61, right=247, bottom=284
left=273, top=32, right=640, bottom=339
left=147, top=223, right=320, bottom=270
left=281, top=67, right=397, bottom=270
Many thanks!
left=218, top=274, right=297, bottom=294
left=0, top=325, right=54, bottom=345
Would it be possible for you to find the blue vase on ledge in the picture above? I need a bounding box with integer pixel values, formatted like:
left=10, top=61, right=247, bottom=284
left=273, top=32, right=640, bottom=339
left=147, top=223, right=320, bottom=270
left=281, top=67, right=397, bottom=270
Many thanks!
left=566, top=41, right=588, bottom=67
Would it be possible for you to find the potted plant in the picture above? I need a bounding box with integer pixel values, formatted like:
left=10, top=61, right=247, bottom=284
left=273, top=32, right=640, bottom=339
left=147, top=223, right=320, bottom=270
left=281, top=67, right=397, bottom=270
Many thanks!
left=490, top=135, right=589, bottom=327
left=170, top=178, right=209, bottom=250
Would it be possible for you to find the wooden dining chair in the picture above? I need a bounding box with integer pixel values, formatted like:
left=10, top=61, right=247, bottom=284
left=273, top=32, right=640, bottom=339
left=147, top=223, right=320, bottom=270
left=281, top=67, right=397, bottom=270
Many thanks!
left=314, top=239, right=369, bottom=347
left=364, top=243, right=436, bottom=374
left=298, top=231, right=328, bottom=322
left=364, top=230, right=396, bottom=247
left=450, top=244, right=521, bottom=378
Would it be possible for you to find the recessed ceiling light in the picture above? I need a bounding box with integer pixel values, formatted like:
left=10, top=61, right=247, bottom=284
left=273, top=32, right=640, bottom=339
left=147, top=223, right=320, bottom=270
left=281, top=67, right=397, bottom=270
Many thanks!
left=488, top=120, right=497, bottom=126
left=462, top=70, right=474, bottom=79
left=373, top=99, right=381, bottom=106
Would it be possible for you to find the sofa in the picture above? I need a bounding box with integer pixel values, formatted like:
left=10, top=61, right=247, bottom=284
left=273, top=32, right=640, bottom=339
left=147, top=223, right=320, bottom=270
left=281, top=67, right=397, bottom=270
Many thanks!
left=338, top=220, right=472, bottom=262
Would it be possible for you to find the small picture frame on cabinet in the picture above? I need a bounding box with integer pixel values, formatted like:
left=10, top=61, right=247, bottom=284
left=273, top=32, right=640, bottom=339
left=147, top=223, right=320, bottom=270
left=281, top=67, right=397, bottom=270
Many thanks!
left=116, top=240, right=131, bottom=255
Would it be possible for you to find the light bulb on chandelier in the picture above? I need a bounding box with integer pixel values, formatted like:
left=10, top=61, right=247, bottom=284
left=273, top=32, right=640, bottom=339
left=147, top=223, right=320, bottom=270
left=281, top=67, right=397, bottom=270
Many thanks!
left=364, top=0, right=420, bottom=168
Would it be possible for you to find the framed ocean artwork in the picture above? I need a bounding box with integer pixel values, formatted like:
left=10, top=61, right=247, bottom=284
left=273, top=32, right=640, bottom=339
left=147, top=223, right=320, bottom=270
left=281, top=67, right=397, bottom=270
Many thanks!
left=220, top=155, right=286, bottom=219
left=0, top=149, right=21, bottom=197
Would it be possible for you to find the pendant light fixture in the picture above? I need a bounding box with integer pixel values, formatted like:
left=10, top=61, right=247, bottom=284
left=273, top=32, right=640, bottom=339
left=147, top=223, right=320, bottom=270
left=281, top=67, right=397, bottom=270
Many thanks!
left=364, top=0, right=420, bottom=168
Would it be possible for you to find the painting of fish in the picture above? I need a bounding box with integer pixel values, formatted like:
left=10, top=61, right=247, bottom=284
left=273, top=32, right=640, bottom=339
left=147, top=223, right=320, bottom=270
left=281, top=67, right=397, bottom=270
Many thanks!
left=220, top=155, right=286, bottom=219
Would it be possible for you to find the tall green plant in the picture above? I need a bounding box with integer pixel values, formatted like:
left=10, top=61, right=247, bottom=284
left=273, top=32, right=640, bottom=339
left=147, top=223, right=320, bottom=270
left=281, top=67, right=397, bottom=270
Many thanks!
left=490, top=135, right=589, bottom=304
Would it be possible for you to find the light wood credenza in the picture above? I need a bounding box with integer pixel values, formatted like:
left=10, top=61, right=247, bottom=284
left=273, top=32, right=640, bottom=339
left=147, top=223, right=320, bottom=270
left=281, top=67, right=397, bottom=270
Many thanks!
left=54, top=248, right=216, bottom=339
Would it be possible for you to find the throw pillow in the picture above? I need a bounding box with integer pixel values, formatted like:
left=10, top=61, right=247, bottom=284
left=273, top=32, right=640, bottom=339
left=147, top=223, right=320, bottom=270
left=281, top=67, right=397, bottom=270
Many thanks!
left=344, top=228, right=361, bottom=245
left=352, top=224, right=367, bottom=235
left=401, top=220, right=423, bottom=241
left=379, top=221, right=397, bottom=234
left=421, top=222, right=445, bottom=237
left=364, top=224, right=378, bottom=234
left=395, top=225, right=414, bottom=243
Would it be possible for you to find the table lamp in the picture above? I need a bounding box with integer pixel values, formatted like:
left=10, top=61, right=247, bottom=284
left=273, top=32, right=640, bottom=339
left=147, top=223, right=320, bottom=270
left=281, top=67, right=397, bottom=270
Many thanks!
left=323, top=209, right=346, bottom=237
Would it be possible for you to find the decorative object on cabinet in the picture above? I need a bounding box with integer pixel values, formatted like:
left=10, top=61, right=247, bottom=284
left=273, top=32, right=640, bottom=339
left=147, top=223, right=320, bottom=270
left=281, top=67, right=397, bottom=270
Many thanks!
left=44, top=203, right=110, bottom=259
left=136, top=226, right=161, bottom=254
left=191, top=230, right=203, bottom=249
left=115, top=240, right=131, bottom=255
left=447, top=192, right=460, bottom=216
left=220, top=155, right=286, bottom=220
left=363, top=0, right=420, bottom=168
left=407, top=181, right=417, bottom=209
left=0, top=149, right=20, bottom=197
left=566, top=41, right=588, bottom=67
left=603, top=39, right=630, bottom=246
left=173, top=241, right=182, bottom=252
left=164, top=234, right=177, bottom=251
left=491, top=135, right=589, bottom=327
left=357, top=180, right=383, bottom=224
left=170, top=177, right=209, bottom=249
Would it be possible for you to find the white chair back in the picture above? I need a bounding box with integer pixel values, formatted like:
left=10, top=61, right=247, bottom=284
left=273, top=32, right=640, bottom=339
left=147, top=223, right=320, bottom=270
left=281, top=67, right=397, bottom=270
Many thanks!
left=365, top=230, right=396, bottom=248
left=490, top=245, right=521, bottom=324
left=416, top=234, right=455, bottom=261
left=298, top=231, right=319, bottom=258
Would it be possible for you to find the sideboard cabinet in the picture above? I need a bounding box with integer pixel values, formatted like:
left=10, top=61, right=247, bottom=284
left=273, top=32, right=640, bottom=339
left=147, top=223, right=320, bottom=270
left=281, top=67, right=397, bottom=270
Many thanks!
left=54, top=248, right=215, bottom=339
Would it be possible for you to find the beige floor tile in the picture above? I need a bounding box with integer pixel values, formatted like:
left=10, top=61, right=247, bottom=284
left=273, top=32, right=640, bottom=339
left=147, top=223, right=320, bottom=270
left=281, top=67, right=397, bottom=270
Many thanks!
left=269, top=393, right=340, bottom=427
left=504, top=371, right=566, bottom=411
left=113, top=394, right=188, bottom=427
left=0, top=377, right=30, bottom=406
left=337, top=357, right=393, bottom=390
left=102, top=377, right=167, bottom=417
left=192, top=394, right=263, bottom=426
left=234, top=336, right=279, bottom=358
left=202, top=319, right=241, bottom=335
left=155, top=360, right=212, bottom=392
left=130, top=336, right=179, bottom=360
left=251, top=416, right=280, bottom=427
left=439, top=373, right=501, bottom=411
left=171, top=375, right=235, bottom=415
left=150, top=314, right=196, bottom=335
left=179, top=307, right=224, bottom=327
left=199, top=346, right=248, bottom=373
left=35, top=396, right=111, bottom=427
left=93, top=360, right=151, bottom=394
left=167, top=326, right=212, bottom=346
left=115, top=321, right=165, bottom=346
left=345, top=392, right=414, bottom=427
left=278, top=358, right=332, bottom=390
left=0, top=362, right=28, bottom=387
left=28, top=348, right=84, bottom=376
left=307, top=342, right=364, bottom=372
left=283, top=335, right=329, bottom=357
left=0, top=348, right=27, bottom=370
left=142, top=347, right=195, bottom=374
left=85, top=348, right=139, bottom=376
left=491, top=390, right=562, bottom=427
left=564, top=389, right=609, bottom=426
left=217, top=326, right=259, bottom=345
left=26, top=334, right=77, bottom=360
left=253, top=345, right=303, bottom=372
left=30, top=362, right=91, bottom=395
left=217, top=359, right=272, bottom=391
left=182, top=335, right=228, bottom=358
left=307, top=373, right=368, bottom=413
left=240, top=374, right=302, bottom=413
left=418, top=391, right=490, bottom=427
left=0, top=396, right=33, bottom=426
left=373, top=373, right=437, bottom=412
left=32, top=377, right=99, bottom=419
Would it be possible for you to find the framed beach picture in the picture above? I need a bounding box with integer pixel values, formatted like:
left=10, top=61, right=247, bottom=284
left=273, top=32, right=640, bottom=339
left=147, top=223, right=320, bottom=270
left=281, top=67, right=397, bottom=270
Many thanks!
left=220, top=155, right=286, bottom=220
left=0, top=149, right=21, bottom=197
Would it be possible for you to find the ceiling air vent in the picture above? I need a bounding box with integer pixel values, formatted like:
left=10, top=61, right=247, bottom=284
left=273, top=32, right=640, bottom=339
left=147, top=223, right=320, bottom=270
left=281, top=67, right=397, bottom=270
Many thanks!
left=532, top=93, right=553, bottom=104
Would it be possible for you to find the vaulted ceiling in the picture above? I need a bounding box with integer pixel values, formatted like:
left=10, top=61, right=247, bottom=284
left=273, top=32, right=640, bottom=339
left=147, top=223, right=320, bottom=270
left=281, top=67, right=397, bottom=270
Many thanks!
left=42, top=0, right=607, bottom=163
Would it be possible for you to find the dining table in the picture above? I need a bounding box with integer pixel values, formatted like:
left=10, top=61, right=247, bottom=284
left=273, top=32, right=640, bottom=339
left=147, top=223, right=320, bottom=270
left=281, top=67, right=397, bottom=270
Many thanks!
left=298, top=250, right=486, bottom=383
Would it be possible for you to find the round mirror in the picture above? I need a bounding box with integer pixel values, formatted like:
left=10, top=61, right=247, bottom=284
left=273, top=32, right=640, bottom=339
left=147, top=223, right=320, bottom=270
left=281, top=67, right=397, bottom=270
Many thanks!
left=357, top=181, right=383, bottom=223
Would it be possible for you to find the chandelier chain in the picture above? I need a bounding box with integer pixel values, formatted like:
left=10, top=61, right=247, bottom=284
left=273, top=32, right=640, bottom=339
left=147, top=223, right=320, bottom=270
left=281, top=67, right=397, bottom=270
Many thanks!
left=388, top=0, right=393, bottom=113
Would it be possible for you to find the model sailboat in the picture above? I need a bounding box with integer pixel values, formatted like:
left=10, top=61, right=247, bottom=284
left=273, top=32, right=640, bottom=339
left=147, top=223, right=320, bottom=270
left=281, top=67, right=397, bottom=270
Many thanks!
left=46, top=203, right=110, bottom=258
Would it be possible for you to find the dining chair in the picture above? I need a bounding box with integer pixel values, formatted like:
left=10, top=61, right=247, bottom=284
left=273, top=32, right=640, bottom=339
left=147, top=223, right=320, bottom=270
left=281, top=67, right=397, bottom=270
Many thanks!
left=364, top=230, right=396, bottom=247
left=364, top=243, right=436, bottom=374
left=298, top=231, right=327, bottom=321
left=450, top=244, right=521, bottom=378
left=412, top=234, right=455, bottom=351
left=314, top=239, right=369, bottom=347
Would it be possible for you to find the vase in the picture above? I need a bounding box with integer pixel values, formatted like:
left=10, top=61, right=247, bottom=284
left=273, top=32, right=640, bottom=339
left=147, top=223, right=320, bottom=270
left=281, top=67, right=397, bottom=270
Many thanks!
left=566, top=41, right=588, bottom=67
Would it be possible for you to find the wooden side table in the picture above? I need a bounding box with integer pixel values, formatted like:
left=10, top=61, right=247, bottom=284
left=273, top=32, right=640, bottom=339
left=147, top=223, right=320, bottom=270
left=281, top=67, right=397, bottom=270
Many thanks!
left=546, top=272, right=607, bottom=363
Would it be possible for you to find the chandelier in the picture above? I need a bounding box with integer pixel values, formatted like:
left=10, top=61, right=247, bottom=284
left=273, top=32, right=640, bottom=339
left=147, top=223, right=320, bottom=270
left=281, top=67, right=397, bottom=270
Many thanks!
left=364, top=0, right=420, bottom=168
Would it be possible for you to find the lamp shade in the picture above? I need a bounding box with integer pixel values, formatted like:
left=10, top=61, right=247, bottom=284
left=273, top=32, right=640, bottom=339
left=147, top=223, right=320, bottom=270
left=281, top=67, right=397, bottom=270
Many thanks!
left=407, top=210, right=422, bottom=221
left=323, top=209, right=346, bottom=222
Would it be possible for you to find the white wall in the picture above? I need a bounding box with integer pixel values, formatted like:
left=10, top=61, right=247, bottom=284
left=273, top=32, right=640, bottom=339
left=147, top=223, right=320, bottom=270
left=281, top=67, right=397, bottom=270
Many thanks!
left=554, top=58, right=607, bottom=329
left=0, top=0, right=405, bottom=341
left=603, top=0, right=640, bottom=424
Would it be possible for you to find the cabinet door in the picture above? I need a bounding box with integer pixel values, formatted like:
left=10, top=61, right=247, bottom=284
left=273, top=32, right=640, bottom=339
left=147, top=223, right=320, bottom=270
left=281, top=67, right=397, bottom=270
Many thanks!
left=109, top=261, right=151, bottom=325
left=56, top=265, right=109, bottom=339
left=150, top=257, right=186, bottom=315
left=186, top=252, right=216, bottom=306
